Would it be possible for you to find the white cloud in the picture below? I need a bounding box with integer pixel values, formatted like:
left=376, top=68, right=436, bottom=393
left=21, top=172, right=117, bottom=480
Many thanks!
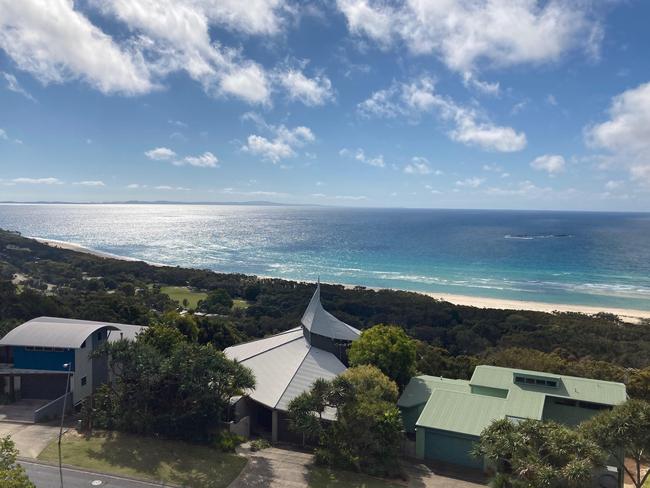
left=154, top=185, right=190, bottom=191
left=278, top=68, right=334, bottom=106
left=242, top=115, right=315, bottom=163
left=126, top=183, right=146, bottom=189
left=404, top=157, right=433, bottom=175
left=168, top=119, right=187, bottom=128
left=73, top=180, right=105, bottom=186
left=0, top=1, right=297, bottom=104
left=456, top=177, right=484, bottom=188
left=340, top=148, right=385, bottom=168
left=586, top=81, right=650, bottom=185
left=0, top=129, right=6, bottom=140
left=336, top=0, right=603, bottom=76
left=486, top=180, right=553, bottom=198
left=2, top=72, right=36, bottom=101
left=175, top=151, right=218, bottom=168
left=145, top=147, right=177, bottom=161
left=12, top=177, right=63, bottom=185
left=530, top=154, right=566, bottom=175
left=0, top=0, right=153, bottom=95
left=605, top=180, right=623, bottom=191
left=359, top=76, right=526, bottom=152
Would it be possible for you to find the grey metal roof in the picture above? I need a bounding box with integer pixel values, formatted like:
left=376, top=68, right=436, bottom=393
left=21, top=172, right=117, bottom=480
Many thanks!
left=0, top=316, right=143, bottom=349
left=107, top=324, right=147, bottom=343
left=224, top=328, right=347, bottom=413
left=300, top=283, right=360, bottom=342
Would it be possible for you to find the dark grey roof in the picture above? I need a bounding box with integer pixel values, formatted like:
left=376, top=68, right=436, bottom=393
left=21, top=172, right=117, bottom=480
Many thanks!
left=0, top=316, right=144, bottom=349
left=300, top=283, right=360, bottom=341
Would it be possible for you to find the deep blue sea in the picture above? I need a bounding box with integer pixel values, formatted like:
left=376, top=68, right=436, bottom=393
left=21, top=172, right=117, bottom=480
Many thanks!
left=1, top=204, right=649, bottom=311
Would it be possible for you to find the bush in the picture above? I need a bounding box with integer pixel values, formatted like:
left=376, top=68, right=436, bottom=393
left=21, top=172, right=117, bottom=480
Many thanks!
left=214, top=431, right=245, bottom=452
left=249, top=439, right=271, bottom=452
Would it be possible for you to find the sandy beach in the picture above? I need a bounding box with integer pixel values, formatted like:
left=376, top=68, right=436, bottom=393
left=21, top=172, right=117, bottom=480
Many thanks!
left=34, top=237, right=650, bottom=324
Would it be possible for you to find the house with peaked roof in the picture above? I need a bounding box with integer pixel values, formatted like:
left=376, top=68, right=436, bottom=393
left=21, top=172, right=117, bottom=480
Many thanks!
left=0, top=316, right=145, bottom=422
left=224, top=282, right=360, bottom=442
left=399, top=365, right=627, bottom=479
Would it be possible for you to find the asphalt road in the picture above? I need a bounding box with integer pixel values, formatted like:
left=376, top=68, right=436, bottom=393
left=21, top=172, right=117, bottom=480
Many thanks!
left=20, top=460, right=171, bottom=488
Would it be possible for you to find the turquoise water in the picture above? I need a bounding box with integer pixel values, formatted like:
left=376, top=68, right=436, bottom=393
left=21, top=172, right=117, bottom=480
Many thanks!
left=1, top=204, right=649, bottom=310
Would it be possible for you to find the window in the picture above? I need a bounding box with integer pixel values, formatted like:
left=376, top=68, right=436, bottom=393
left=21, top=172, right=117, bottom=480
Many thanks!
left=514, top=373, right=560, bottom=389
left=514, top=376, right=525, bottom=384
left=81, top=377, right=87, bottom=386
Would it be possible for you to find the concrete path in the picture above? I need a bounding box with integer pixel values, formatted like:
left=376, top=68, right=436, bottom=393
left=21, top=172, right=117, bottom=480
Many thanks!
left=0, top=421, right=60, bottom=458
left=230, top=444, right=484, bottom=488
left=0, top=398, right=50, bottom=422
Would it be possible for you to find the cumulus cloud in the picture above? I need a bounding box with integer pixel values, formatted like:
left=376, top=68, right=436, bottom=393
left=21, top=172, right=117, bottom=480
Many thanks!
left=175, top=151, right=218, bottom=168
left=586, top=81, right=650, bottom=185
left=531, top=154, right=566, bottom=175
left=456, top=177, right=484, bottom=188
left=340, top=148, right=385, bottom=167
left=358, top=76, right=526, bottom=152
left=73, top=180, right=105, bottom=186
left=145, top=147, right=177, bottom=161
left=0, top=0, right=299, bottom=104
left=336, top=0, right=603, bottom=78
left=12, top=177, right=63, bottom=185
left=2, top=72, right=36, bottom=101
left=242, top=114, right=315, bottom=163
left=277, top=68, right=334, bottom=106
left=404, top=157, right=434, bottom=175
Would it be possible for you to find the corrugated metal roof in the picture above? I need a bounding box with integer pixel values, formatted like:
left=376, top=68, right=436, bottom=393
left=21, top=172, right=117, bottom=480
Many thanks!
left=398, top=375, right=470, bottom=408
left=470, top=365, right=627, bottom=405
left=225, top=330, right=349, bottom=411
left=276, top=346, right=347, bottom=412
left=417, top=389, right=507, bottom=437
left=108, top=324, right=147, bottom=342
left=301, top=284, right=360, bottom=341
left=224, top=327, right=303, bottom=362
left=0, top=316, right=124, bottom=349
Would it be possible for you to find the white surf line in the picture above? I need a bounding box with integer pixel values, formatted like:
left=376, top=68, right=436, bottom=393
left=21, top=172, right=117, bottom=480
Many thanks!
left=20, top=459, right=173, bottom=487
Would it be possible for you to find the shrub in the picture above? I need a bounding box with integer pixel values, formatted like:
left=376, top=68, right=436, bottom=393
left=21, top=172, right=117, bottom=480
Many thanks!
left=214, top=431, right=245, bottom=453
left=249, top=439, right=271, bottom=452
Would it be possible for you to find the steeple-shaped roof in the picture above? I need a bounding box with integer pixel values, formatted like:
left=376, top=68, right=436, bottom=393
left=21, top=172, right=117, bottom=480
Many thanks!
left=300, top=281, right=360, bottom=342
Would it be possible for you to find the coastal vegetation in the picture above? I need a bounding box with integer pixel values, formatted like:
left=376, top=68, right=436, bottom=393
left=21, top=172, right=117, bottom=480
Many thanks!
left=288, top=365, right=403, bottom=477
left=0, top=435, right=34, bottom=488
left=1, top=229, right=649, bottom=402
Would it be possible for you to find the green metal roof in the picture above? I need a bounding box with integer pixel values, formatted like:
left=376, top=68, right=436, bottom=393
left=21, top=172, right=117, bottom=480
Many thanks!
left=398, top=375, right=470, bottom=408
left=410, top=365, right=627, bottom=436
left=416, top=389, right=507, bottom=437
left=470, top=365, right=628, bottom=406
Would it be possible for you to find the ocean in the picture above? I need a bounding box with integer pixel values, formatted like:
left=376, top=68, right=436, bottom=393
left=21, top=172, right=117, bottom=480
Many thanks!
left=1, top=204, right=649, bottom=311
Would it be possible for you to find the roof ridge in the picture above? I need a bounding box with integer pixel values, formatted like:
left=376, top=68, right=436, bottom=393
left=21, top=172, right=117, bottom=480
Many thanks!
left=273, top=343, right=313, bottom=409
left=232, top=333, right=304, bottom=362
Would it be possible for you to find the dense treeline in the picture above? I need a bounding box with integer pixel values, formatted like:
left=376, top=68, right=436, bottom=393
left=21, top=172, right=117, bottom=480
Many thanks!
left=1, top=228, right=650, bottom=395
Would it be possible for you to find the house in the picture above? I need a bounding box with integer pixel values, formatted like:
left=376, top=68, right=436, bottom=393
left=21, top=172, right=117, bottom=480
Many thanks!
left=399, top=365, right=627, bottom=471
left=224, top=283, right=360, bottom=442
left=0, top=316, right=145, bottom=420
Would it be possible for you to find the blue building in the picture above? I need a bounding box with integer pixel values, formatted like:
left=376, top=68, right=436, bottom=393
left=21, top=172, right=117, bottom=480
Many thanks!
left=0, top=316, right=144, bottom=419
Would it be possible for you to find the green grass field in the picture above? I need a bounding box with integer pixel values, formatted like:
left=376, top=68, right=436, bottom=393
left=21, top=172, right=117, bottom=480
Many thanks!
left=232, top=299, right=250, bottom=310
left=39, top=431, right=246, bottom=488
left=309, top=467, right=403, bottom=488
left=160, top=286, right=208, bottom=309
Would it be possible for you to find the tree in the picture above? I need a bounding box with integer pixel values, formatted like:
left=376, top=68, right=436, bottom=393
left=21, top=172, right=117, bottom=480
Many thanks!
left=582, top=399, right=650, bottom=488
left=288, top=365, right=403, bottom=477
left=0, top=435, right=35, bottom=488
left=198, top=289, right=233, bottom=313
left=88, top=332, right=254, bottom=441
left=473, top=418, right=604, bottom=488
left=629, top=368, right=650, bottom=402
left=348, top=324, right=416, bottom=389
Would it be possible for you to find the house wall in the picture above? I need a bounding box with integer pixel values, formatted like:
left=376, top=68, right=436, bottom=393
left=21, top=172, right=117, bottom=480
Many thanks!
left=542, top=396, right=610, bottom=426
left=422, top=428, right=483, bottom=469
left=72, top=327, right=109, bottom=404
left=12, top=347, right=74, bottom=371
left=401, top=404, right=425, bottom=433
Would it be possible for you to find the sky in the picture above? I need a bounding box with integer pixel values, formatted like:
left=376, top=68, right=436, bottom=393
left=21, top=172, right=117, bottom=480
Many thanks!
left=1, top=0, right=650, bottom=211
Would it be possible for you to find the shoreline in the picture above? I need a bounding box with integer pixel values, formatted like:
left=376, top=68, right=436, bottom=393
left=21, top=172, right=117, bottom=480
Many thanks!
left=33, top=237, right=650, bottom=324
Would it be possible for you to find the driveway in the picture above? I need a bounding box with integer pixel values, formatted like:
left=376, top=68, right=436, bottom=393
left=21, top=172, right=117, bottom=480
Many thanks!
left=0, top=398, right=50, bottom=422
left=230, top=444, right=484, bottom=488
left=0, top=421, right=60, bottom=458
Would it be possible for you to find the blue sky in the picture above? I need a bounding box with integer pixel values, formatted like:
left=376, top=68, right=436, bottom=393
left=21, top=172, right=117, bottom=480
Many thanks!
left=1, top=0, right=650, bottom=211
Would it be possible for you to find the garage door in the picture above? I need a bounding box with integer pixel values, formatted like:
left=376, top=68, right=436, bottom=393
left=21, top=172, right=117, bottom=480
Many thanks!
left=424, top=429, right=483, bottom=469
left=20, top=375, right=69, bottom=399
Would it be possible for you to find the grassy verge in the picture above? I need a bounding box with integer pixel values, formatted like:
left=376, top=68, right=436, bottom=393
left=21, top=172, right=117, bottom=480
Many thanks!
left=309, top=466, right=403, bottom=488
left=232, top=299, right=250, bottom=310
left=38, top=431, right=246, bottom=488
left=160, top=286, right=208, bottom=309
